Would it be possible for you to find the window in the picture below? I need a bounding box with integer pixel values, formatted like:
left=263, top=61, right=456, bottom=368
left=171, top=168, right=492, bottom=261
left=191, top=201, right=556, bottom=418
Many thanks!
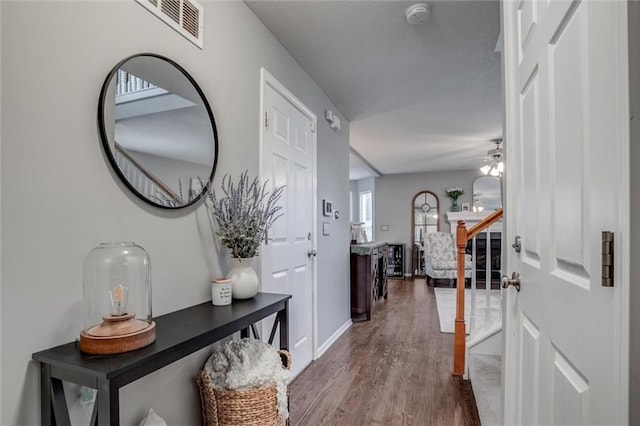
left=359, top=190, right=373, bottom=242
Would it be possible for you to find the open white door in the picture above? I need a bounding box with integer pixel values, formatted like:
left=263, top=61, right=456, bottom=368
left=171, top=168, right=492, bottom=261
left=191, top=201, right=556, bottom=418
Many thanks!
left=260, top=69, right=317, bottom=379
left=502, top=1, right=629, bottom=424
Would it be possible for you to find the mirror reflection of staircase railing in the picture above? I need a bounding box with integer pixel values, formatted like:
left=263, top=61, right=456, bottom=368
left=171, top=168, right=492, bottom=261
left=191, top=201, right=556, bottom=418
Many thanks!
left=452, top=208, right=504, bottom=377
left=114, top=143, right=183, bottom=207
left=116, top=69, right=157, bottom=95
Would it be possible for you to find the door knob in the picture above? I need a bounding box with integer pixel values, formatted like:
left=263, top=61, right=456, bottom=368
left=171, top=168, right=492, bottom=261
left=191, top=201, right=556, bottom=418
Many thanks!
left=307, top=249, right=318, bottom=258
left=502, top=272, right=521, bottom=292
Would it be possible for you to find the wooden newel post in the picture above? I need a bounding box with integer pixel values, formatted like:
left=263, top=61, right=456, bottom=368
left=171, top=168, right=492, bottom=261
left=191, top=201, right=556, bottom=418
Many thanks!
left=453, top=220, right=468, bottom=376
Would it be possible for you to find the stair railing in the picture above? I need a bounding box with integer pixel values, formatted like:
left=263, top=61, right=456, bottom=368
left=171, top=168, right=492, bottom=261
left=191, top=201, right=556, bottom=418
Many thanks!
left=453, top=208, right=503, bottom=376
left=114, top=143, right=183, bottom=207
left=116, top=69, right=156, bottom=95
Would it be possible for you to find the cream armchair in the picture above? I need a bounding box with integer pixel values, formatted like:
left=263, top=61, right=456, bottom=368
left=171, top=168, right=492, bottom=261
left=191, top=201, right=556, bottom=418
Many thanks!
left=424, top=232, right=472, bottom=285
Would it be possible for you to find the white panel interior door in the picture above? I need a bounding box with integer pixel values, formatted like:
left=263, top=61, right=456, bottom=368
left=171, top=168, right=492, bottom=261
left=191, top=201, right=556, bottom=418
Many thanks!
left=260, top=70, right=316, bottom=379
left=502, top=1, right=629, bottom=424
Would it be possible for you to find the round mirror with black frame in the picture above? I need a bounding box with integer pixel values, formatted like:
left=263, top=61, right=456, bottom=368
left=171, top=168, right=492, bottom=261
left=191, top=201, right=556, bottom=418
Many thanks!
left=98, top=53, right=218, bottom=209
left=411, top=191, right=439, bottom=277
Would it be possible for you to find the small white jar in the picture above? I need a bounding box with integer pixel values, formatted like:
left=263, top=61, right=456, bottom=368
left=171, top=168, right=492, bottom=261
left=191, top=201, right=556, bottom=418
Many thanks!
left=211, top=278, right=232, bottom=306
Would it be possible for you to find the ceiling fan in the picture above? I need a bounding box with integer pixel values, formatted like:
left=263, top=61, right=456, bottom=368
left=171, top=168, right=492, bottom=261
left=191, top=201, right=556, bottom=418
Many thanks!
left=479, top=138, right=503, bottom=177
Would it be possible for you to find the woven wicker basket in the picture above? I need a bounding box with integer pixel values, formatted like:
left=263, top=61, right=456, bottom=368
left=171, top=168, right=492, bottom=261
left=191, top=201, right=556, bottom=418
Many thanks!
left=197, top=350, right=291, bottom=426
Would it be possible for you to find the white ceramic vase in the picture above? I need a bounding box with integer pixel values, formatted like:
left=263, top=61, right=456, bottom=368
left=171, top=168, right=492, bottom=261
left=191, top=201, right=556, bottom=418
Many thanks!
left=227, top=257, right=259, bottom=299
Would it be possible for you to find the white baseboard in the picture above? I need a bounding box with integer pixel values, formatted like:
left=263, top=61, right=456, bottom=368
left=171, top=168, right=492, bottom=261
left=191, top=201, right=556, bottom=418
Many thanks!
left=315, top=319, right=352, bottom=359
left=404, top=272, right=412, bottom=278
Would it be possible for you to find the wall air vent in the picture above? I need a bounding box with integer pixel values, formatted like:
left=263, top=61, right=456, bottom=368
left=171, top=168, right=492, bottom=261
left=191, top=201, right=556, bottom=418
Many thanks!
left=136, top=0, right=203, bottom=49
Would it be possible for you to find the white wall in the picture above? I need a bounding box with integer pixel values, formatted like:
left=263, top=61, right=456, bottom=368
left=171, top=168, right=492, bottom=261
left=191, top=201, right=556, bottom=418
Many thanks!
left=629, top=1, right=640, bottom=423
left=351, top=176, right=375, bottom=240
left=349, top=180, right=357, bottom=222
left=375, top=169, right=481, bottom=274
left=0, top=2, right=349, bottom=424
left=316, top=123, right=350, bottom=345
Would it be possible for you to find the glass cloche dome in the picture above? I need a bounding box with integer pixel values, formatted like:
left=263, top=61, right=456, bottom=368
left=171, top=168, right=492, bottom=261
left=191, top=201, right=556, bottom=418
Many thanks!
left=80, top=242, right=155, bottom=354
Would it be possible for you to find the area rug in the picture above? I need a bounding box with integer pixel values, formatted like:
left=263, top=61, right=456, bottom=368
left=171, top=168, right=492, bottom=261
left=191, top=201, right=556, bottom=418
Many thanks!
left=434, top=288, right=501, bottom=334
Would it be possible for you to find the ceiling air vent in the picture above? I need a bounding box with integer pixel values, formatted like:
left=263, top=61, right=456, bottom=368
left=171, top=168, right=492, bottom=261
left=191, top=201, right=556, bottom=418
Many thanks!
left=136, top=0, right=203, bottom=49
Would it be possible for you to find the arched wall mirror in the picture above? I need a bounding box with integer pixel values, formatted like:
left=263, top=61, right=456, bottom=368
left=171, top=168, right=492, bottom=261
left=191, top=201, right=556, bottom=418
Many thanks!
left=98, top=53, right=218, bottom=209
left=472, top=176, right=502, bottom=212
left=411, top=191, right=439, bottom=277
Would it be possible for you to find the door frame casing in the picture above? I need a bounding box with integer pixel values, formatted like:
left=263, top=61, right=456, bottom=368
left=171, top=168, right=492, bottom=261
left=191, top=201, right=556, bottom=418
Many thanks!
left=500, top=1, right=518, bottom=422
left=610, top=3, right=631, bottom=422
left=500, top=1, right=630, bottom=423
left=259, top=68, right=319, bottom=360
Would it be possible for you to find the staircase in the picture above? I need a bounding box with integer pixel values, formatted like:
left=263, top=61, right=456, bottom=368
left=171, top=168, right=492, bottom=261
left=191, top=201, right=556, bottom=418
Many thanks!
left=452, top=209, right=504, bottom=424
left=469, top=353, right=501, bottom=425
left=452, top=208, right=503, bottom=376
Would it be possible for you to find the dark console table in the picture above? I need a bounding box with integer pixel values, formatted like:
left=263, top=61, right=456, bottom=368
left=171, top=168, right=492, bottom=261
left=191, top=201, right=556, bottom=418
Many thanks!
left=32, top=292, right=291, bottom=426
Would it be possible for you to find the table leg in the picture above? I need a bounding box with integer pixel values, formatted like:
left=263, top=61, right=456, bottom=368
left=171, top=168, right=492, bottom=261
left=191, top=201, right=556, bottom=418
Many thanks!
left=250, top=324, right=261, bottom=340
left=267, top=316, right=279, bottom=345
left=50, top=378, right=71, bottom=426
left=90, top=400, right=98, bottom=426
left=280, top=300, right=291, bottom=425
left=241, top=328, right=249, bottom=338
left=40, top=364, right=53, bottom=426
left=96, top=378, right=119, bottom=426
left=279, top=300, right=289, bottom=350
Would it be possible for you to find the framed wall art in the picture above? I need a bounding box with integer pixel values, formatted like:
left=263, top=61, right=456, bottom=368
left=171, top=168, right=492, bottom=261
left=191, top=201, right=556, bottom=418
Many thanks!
left=323, top=199, right=333, bottom=217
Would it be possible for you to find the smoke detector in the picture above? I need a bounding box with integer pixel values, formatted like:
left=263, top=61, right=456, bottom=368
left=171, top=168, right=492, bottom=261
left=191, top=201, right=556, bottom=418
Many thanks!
left=406, top=3, right=431, bottom=25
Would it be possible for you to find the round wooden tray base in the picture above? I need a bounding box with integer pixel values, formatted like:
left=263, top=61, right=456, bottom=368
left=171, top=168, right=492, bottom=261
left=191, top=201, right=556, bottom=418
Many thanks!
left=80, top=321, right=156, bottom=355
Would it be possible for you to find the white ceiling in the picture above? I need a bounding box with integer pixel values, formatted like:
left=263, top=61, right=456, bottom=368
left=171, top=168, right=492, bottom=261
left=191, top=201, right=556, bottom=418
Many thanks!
left=245, top=0, right=503, bottom=178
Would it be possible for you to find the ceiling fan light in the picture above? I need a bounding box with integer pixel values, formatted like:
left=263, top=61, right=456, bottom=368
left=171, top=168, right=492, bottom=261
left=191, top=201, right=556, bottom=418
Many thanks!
left=480, top=164, right=491, bottom=175
left=490, top=167, right=500, bottom=177
left=497, top=161, right=504, bottom=173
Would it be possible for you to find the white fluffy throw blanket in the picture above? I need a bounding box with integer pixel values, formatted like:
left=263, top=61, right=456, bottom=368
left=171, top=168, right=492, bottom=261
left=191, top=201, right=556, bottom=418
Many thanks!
left=204, top=339, right=290, bottom=420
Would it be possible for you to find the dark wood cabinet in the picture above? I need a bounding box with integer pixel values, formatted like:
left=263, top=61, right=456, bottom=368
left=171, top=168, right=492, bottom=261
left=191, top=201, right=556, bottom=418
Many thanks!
left=387, top=243, right=405, bottom=278
left=350, top=242, right=388, bottom=321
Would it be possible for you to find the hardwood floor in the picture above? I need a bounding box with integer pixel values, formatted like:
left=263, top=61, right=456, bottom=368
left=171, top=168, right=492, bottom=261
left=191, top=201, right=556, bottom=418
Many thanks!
left=289, top=279, right=481, bottom=426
